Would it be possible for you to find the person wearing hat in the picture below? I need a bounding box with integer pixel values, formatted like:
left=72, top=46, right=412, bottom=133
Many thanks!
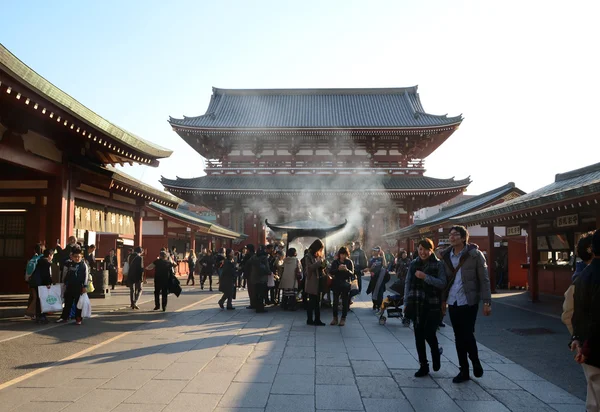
left=127, top=247, right=144, bottom=310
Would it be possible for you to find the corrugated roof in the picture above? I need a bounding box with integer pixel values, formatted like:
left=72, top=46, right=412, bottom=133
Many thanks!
left=0, top=43, right=172, bottom=160
left=169, top=87, right=462, bottom=129
left=160, top=175, right=471, bottom=192
left=383, top=182, right=523, bottom=238
left=454, top=163, right=600, bottom=224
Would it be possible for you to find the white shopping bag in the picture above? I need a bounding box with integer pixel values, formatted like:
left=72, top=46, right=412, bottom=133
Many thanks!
left=77, top=293, right=92, bottom=318
left=38, top=285, right=64, bottom=313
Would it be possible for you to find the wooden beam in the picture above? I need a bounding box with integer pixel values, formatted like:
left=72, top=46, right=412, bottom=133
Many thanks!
left=0, top=141, right=61, bottom=175
left=72, top=188, right=139, bottom=212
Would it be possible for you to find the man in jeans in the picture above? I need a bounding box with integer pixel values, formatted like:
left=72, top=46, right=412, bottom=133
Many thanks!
left=441, top=225, right=491, bottom=383
left=128, top=247, right=144, bottom=310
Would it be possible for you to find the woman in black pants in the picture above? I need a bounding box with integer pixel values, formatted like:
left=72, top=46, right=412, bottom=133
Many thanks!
left=329, top=246, right=354, bottom=326
left=404, top=238, right=447, bottom=377
left=304, top=239, right=326, bottom=326
left=146, top=251, right=176, bottom=311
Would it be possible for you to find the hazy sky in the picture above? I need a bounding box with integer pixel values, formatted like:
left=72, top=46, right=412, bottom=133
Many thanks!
left=2, top=0, right=598, bottom=195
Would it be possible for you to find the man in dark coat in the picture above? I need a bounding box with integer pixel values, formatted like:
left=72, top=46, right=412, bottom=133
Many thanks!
left=351, top=242, right=368, bottom=293
left=104, top=249, right=118, bottom=290
left=243, top=244, right=256, bottom=309
left=218, top=249, right=236, bottom=310
left=128, top=247, right=144, bottom=310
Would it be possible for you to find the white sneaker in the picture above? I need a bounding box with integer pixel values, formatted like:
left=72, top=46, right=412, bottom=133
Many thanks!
left=55, top=318, right=65, bottom=323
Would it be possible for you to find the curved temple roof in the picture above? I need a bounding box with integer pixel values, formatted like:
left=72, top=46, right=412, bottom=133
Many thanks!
left=169, top=86, right=463, bottom=130
left=0, top=43, right=172, bottom=160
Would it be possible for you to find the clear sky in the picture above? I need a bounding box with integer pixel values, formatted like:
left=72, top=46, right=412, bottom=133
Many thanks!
left=2, top=0, right=599, bottom=195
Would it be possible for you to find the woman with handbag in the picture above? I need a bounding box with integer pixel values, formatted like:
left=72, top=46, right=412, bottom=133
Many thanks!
left=304, top=239, right=326, bottom=326
left=404, top=238, right=447, bottom=377
left=330, top=246, right=354, bottom=326
left=279, top=248, right=303, bottom=311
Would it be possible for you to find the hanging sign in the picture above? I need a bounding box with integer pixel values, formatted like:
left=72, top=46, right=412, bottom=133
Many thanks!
left=556, top=214, right=578, bottom=228
left=506, top=226, right=521, bottom=237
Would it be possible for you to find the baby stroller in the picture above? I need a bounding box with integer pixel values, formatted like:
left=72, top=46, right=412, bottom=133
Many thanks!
left=377, top=275, right=410, bottom=326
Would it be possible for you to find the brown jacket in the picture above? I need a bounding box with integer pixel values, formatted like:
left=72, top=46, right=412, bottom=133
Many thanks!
left=304, top=254, right=323, bottom=295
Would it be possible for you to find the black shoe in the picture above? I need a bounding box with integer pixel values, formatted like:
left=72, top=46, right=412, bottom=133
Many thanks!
left=162, top=308, right=166, bottom=312
left=414, top=364, right=430, bottom=377
left=432, top=347, right=443, bottom=372
left=227, top=306, right=235, bottom=310
left=153, top=306, right=160, bottom=311
left=209, top=288, right=213, bottom=292
left=218, top=301, right=224, bottom=309
left=307, top=319, right=314, bottom=325
left=439, top=321, right=446, bottom=328
left=452, top=371, right=470, bottom=383
left=472, top=360, right=484, bottom=378
left=314, top=320, right=326, bottom=326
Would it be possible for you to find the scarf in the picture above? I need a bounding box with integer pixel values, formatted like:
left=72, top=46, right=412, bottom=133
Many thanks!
left=405, top=254, right=441, bottom=325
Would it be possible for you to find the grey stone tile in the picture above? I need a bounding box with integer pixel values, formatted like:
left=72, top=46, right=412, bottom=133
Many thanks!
left=402, top=388, right=463, bottom=412
left=381, top=354, right=418, bottom=369
left=287, top=336, right=315, bottom=347
left=363, top=398, right=414, bottom=412
left=549, top=404, right=589, bottom=412
left=177, top=347, right=220, bottom=363
left=0, top=387, right=50, bottom=411
left=489, top=390, right=558, bottom=412
left=430, top=361, right=461, bottom=379
left=218, top=345, right=255, bottom=358
left=162, top=393, right=222, bottom=412
left=111, top=405, right=166, bottom=412
left=351, top=360, right=390, bottom=377
left=317, top=343, right=347, bottom=353
left=356, top=377, right=403, bottom=399
left=214, top=409, right=265, bottom=412
left=183, top=372, right=237, bottom=394
left=247, top=350, right=283, bottom=364
left=344, top=338, right=376, bottom=349
left=218, top=382, right=272, bottom=408
left=8, top=401, right=71, bottom=412
left=130, top=353, right=182, bottom=370
left=455, top=400, right=511, bottom=412
left=60, top=389, right=135, bottom=412
left=124, top=379, right=187, bottom=404
left=391, top=369, right=439, bottom=388
left=100, top=369, right=159, bottom=390
left=234, top=363, right=278, bottom=383
left=154, top=362, right=205, bottom=380
left=271, top=373, right=315, bottom=394
left=476, top=371, right=521, bottom=390
left=278, top=358, right=315, bottom=375
left=203, top=357, right=246, bottom=373
left=266, top=394, right=315, bottom=412
left=434, top=378, right=495, bottom=401
left=316, top=384, right=363, bottom=410
left=35, top=378, right=107, bottom=402
left=491, top=363, right=544, bottom=381
left=516, top=380, right=585, bottom=405
left=284, top=346, right=316, bottom=359
left=17, top=367, right=87, bottom=388
left=255, top=340, right=284, bottom=352
left=346, top=347, right=382, bottom=361
left=316, top=366, right=356, bottom=385
left=316, top=352, right=350, bottom=367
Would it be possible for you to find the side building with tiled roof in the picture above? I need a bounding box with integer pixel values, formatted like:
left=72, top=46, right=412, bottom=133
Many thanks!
left=164, top=86, right=469, bottom=249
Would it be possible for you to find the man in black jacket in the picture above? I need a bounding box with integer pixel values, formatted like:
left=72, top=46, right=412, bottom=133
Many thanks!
left=572, top=229, right=600, bottom=411
left=351, top=242, right=368, bottom=293
left=128, top=247, right=144, bottom=310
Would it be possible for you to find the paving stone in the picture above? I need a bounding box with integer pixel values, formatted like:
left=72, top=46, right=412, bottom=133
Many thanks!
left=247, top=350, right=283, bottom=364
left=381, top=354, right=418, bottom=369
left=111, top=405, right=166, bottom=412
left=283, top=346, right=316, bottom=359
left=154, top=362, right=205, bottom=380
left=177, top=347, right=220, bottom=363
left=316, top=352, right=350, bottom=367
left=130, top=353, right=182, bottom=370
left=278, top=358, right=315, bottom=375
left=100, top=369, right=159, bottom=390
left=489, top=389, right=558, bottom=412
left=218, top=345, right=255, bottom=358
left=60, top=389, right=135, bottom=412
left=214, top=408, right=265, bottom=412
left=491, top=363, right=544, bottom=381
left=549, top=404, right=588, bottom=412
left=402, top=387, right=463, bottom=412
left=316, top=384, right=363, bottom=410
left=434, top=378, right=495, bottom=401
left=218, top=382, right=272, bottom=408
left=346, top=347, right=382, bottom=361
left=234, top=363, right=278, bottom=383
left=516, top=380, right=585, bottom=405
left=455, top=400, right=511, bottom=412
left=124, top=379, right=187, bottom=404
left=7, top=401, right=71, bottom=412
left=317, top=343, right=347, bottom=353
left=266, top=394, right=315, bottom=412
left=17, top=367, right=87, bottom=387
left=35, top=378, right=107, bottom=402
left=287, top=336, right=315, bottom=347
left=162, top=393, right=222, bottom=412
left=476, top=371, right=522, bottom=390
left=316, top=366, right=356, bottom=385
left=202, top=357, right=246, bottom=373
left=363, top=398, right=414, bottom=412
left=183, top=372, right=237, bottom=394
left=356, top=376, right=404, bottom=399
left=351, top=360, right=390, bottom=377
left=391, top=369, right=439, bottom=388
left=271, top=373, right=315, bottom=394
left=430, top=361, right=461, bottom=379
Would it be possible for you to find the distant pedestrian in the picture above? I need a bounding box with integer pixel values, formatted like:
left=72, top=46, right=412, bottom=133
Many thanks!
left=104, top=249, right=118, bottom=290
left=330, top=246, right=354, bottom=326
left=304, top=239, right=326, bottom=326
left=441, top=225, right=491, bottom=384
left=127, top=247, right=144, bottom=310
left=146, top=250, right=175, bottom=311
left=187, top=250, right=197, bottom=286
left=218, top=249, right=236, bottom=310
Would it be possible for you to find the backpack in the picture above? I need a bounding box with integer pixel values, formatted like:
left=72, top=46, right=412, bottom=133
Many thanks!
left=25, top=255, right=41, bottom=281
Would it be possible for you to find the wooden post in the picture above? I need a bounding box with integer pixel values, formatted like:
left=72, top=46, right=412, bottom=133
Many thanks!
left=527, top=218, right=539, bottom=302
left=487, top=226, right=496, bottom=293
left=134, top=209, right=143, bottom=248
left=190, top=232, right=196, bottom=253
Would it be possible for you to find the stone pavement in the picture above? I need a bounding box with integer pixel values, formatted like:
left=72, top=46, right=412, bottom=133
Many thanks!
left=0, top=291, right=585, bottom=412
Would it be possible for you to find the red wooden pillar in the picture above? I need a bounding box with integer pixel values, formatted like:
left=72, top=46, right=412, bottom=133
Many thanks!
left=527, top=219, right=539, bottom=302
left=134, top=209, right=143, bottom=247
left=47, top=172, right=68, bottom=247
left=487, top=226, right=496, bottom=293
left=190, top=232, right=196, bottom=252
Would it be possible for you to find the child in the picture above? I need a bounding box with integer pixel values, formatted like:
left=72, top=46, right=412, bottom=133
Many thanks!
left=56, top=246, right=89, bottom=325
